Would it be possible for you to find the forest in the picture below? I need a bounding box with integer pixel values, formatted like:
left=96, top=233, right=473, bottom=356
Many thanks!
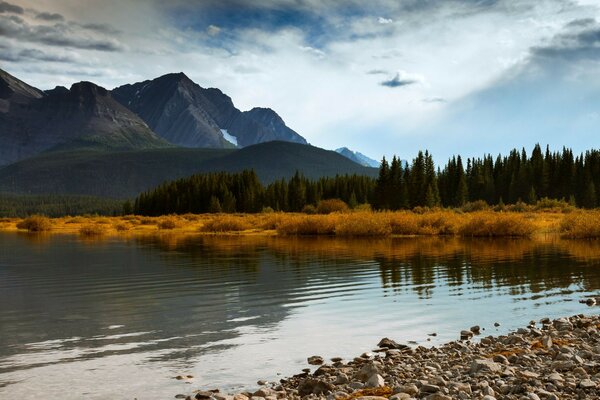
left=133, top=144, right=599, bottom=215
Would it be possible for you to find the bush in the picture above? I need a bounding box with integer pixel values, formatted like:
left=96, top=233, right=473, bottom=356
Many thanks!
left=461, top=200, right=489, bottom=212
left=560, top=212, right=600, bottom=238
left=114, top=222, right=131, bottom=232
left=459, top=212, right=534, bottom=237
left=335, top=213, right=391, bottom=237
left=261, top=207, right=275, bottom=214
left=16, top=215, right=52, bottom=232
left=302, top=204, right=317, bottom=214
left=139, top=217, right=155, bottom=225
left=506, top=201, right=530, bottom=213
left=201, top=216, right=251, bottom=232
left=157, top=216, right=180, bottom=230
left=79, top=223, right=107, bottom=237
left=317, top=199, right=349, bottom=214
left=276, top=215, right=338, bottom=235
left=389, top=213, right=420, bottom=235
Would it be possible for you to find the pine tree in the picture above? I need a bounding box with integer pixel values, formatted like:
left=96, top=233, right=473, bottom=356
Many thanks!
left=208, top=196, right=222, bottom=213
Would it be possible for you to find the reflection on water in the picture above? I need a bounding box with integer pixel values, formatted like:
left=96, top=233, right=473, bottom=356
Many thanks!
left=1, top=233, right=599, bottom=399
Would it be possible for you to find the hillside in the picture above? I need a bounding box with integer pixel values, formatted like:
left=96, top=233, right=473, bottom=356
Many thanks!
left=0, top=69, right=170, bottom=166
left=0, top=142, right=377, bottom=198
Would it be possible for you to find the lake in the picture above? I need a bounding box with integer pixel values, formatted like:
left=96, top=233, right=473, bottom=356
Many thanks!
left=1, top=232, right=599, bottom=399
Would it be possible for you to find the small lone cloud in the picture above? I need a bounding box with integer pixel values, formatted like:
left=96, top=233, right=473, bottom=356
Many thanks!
left=378, top=17, right=393, bottom=24
left=367, top=69, right=387, bottom=75
left=35, top=12, right=64, bottom=22
left=380, top=70, right=422, bottom=88
left=300, top=45, right=326, bottom=59
left=423, top=97, right=447, bottom=103
left=207, top=24, right=221, bottom=36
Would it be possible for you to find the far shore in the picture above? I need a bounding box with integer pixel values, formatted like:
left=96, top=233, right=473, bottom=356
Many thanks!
left=1, top=209, right=600, bottom=240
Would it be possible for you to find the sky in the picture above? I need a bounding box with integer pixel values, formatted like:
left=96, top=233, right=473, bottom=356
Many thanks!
left=1, top=0, right=599, bottom=163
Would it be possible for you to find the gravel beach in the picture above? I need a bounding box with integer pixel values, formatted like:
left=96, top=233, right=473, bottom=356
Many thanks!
left=180, top=314, right=600, bottom=400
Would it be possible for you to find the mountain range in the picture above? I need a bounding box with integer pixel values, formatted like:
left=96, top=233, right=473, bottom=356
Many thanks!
left=0, top=68, right=378, bottom=198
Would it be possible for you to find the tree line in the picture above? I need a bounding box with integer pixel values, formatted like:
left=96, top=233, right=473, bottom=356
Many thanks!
left=373, top=144, right=599, bottom=209
left=133, top=171, right=374, bottom=215
left=133, top=144, right=600, bottom=215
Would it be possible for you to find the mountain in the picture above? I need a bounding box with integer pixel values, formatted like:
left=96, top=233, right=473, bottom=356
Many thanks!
left=112, top=73, right=307, bottom=149
left=0, top=69, right=169, bottom=166
left=0, top=142, right=377, bottom=198
left=335, top=147, right=380, bottom=168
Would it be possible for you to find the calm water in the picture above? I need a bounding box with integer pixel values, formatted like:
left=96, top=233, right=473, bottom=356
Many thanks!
left=1, top=233, right=599, bottom=399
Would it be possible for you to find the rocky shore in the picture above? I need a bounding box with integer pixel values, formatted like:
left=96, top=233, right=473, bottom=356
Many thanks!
left=181, top=314, right=600, bottom=400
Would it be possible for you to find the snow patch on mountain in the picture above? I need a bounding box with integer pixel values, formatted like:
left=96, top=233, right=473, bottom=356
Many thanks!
left=335, top=147, right=380, bottom=168
left=220, top=129, right=238, bottom=147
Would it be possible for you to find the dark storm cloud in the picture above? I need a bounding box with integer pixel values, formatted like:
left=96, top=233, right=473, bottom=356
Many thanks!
left=35, top=12, right=65, bottom=22
left=0, top=48, right=74, bottom=63
left=0, top=1, right=23, bottom=14
left=380, top=73, right=417, bottom=88
left=79, top=23, right=121, bottom=35
left=0, top=14, right=123, bottom=51
left=531, top=19, right=600, bottom=61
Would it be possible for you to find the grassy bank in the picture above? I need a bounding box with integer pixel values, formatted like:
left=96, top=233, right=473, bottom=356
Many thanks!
left=2, top=209, right=598, bottom=238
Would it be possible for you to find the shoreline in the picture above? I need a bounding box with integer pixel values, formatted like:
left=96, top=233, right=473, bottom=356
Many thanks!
left=179, top=314, right=600, bottom=400
left=2, top=209, right=597, bottom=239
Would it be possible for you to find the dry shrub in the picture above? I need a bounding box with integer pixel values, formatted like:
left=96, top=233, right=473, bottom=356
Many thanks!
left=534, top=197, right=574, bottom=213
left=94, top=217, right=111, bottom=225
left=317, top=199, right=349, bottom=214
left=121, top=215, right=138, bottom=221
left=560, top=212, right=600, bottom=238
left=389, top=212, right=420, bottom=235
left=79, top=223, right=107, bottom=237
left=66, top=216, right=85, bottom=224
left=506, top=201, right=531, bottom=213
left=335, top=213, right=391, bottom=237
left=459, top=212, right=534, bottom=237
left=16, top=215, right=52, bottom=232
left=258, top=213, right=285, bottom=230
left=276, top=215, right=338, bottom=235
left=139, top=217, right=155, bottom=225
left=114, top=222, right=131, bottom=232
left=419, top=212, right=460, bottom=235
left=157, top=216, right=181, bottom=230
left=302, top=204, right=317, bottom=214
left=201, top=216, right=251, bottom=232
left=181, top=213, right=201, bottom=222
left=461, top=200, right=489, bottom=212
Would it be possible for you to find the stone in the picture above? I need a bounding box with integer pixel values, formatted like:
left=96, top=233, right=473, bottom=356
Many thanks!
left=389, top=394, right=411, bottom=400
left=419, top=383, right=441, bottom=394
left=481, top=396, right=496, bottom=400
left=354, top=397, right=388, bottom=400
left=307, top=355, right=324, bottom=365
left=394, top=384, right=418, bottom=396
left=424, top=394, right=451, bottom=400
left=579, top=378, right=596, bottom=389
left=366, top=374, right=385, bottom=388
left=297, top=378, right=334, bottom=396
left=460, top=330, right=473, bottom=340
left=233, top=395, right=249, bottom=400
left=470, top=325, right=481, bottom=334
left=356, top=361, right=379, bottom=382
left=470, top=359, right=503, bottom=375
left=494, top=322, right=500, bottom=327
left=377, top=337, right=408, bottom=350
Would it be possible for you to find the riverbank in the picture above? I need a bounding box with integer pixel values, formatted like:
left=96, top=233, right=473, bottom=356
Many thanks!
left=181, top=313, right=600, bottom=400
left=2, top=209, right=599, bottom=238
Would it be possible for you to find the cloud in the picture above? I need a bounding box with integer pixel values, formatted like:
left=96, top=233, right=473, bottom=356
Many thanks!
left=207, top=24, right=221, bottom=36
left=0, top=1, right=22, bottom=14
left=422, top=97, right=447, bottom=103
left=35, top=12, right=64, bottom=22
left=367, top=69, right=388, bottom=75
left=380, top=70, right=422, bottom=88
left=531, top=19, right=600, bottom=61
left=0, top=14, right=123, bottom=51
left=299, top=45, right=326, bottom=58
left=378, top=17, right=393, bottom=24
left=0, top=47, right=75, bottom=63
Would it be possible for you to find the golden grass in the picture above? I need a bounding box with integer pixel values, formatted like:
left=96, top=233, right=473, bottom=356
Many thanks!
left=459, top=212, right=535, bottom=237
left=79, top=223, right=108, bottom=237
left=16, top=215, right=52, bottom=232
left=559, top=211, right=600, bottom=238
left=1, top=209, right=595, bottom=241
left=200, top=215, right=252, bottom=232
left=316, top=198, right=349, bottom=214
